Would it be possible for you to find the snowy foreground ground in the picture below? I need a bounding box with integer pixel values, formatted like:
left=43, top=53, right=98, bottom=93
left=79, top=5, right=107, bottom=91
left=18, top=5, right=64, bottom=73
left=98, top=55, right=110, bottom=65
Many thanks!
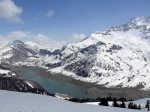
left=0, top=90, right=148, bottom=112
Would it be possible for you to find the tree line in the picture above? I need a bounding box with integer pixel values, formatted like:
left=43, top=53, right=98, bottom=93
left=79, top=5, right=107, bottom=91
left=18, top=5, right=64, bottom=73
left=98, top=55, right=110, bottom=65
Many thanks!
left=68, top=97, right=150, bottom=111
left=68, top=96, right=127, bottom=103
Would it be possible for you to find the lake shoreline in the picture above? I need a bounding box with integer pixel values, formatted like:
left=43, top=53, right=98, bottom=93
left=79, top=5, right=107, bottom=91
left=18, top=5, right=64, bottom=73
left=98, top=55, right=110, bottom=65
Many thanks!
left=10, top=65, right=150, bottom=100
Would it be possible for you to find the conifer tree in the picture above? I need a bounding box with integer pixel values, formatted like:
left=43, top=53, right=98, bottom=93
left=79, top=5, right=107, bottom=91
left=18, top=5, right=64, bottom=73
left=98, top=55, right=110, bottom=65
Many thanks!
left=145, top=100, right=150, bottom=111
left=138, top=104, right=141, bottom=110
left=133, top=104, right=137, bottom=109
left=112, top=98, right=119, bottom=107
left=146, top=100, right=150, bottom=109
left=99, top=98, right=109, bottom=106
left=128, top=102, right=133, bottom=109
left=120, top=100, right=126, bottom=108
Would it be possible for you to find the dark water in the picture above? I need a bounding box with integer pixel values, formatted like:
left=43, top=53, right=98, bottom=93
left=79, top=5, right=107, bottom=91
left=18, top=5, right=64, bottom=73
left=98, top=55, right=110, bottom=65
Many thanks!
left=17, top=69, right=94, bottom=99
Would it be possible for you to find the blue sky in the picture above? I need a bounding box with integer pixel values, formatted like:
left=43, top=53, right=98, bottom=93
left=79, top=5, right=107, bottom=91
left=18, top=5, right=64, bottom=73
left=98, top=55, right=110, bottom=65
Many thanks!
left=0, top=0, right=150, bottom=41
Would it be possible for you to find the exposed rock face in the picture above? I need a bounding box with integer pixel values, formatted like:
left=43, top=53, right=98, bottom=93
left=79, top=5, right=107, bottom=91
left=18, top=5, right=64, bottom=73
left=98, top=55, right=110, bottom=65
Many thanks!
left=0, top=66, right=48, bottom=95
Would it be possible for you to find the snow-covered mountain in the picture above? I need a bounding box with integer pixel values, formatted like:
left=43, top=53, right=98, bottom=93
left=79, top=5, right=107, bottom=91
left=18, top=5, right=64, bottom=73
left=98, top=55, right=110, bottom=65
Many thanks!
left=0, top=40, right=38, bottom=65
left=1, top=16, right=150, bottom=91
left=42, top=16, right=150, bottom=90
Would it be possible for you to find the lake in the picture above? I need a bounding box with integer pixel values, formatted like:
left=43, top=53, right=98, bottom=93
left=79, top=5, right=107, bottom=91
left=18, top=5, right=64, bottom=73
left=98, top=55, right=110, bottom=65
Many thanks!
left=16, top=68, right=95, bottom=99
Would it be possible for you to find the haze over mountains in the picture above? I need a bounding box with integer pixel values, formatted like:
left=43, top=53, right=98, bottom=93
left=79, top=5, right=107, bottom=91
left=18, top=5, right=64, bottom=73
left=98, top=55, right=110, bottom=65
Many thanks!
left=0, top=16, right=150, bottom=91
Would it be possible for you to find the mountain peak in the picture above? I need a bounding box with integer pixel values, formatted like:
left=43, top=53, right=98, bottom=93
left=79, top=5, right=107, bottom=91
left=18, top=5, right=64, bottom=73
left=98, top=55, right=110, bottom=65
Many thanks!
left=12, top=40, right=25, bottom=45
left=98, top=16, right=150, bottom=36
left=129, top=16, right=150, bottom=26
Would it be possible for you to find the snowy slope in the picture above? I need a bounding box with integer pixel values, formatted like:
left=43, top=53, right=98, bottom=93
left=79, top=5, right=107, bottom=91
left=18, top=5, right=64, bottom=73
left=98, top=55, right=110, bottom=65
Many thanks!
left=0, top=40, right=38, bottom=65
left=0, top=90, right=146, bottom=112
left=85, top=98, right=150, bottom=110
left=0, top=68, right=16, bottom=77
left=41, top=17, right=150, bottom=90
left=132, top=98, right=150, bottom=107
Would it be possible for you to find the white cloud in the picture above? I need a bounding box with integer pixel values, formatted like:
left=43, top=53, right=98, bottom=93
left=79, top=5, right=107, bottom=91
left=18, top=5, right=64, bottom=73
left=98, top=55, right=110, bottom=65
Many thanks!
left=72, top=33, right=86, bottom=40
left=8, top=31, right=30, bottom=39
left=0, top=31, right=51, bottom=43
left=0, top=0, right=23, bottom=23
left=35, top=34, right=49, bottom=43
left=0, top=31, right=32, bottom=42
left=0, top=31, right=67, bottom=51
left=0, top=35, right=11, bottom=48
left=46, top=10, right=54, bottom=17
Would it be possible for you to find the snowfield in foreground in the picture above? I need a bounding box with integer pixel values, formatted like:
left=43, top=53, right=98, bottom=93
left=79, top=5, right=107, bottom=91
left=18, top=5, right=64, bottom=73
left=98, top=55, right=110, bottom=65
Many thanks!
left=0, top=90, right=147, bottom=112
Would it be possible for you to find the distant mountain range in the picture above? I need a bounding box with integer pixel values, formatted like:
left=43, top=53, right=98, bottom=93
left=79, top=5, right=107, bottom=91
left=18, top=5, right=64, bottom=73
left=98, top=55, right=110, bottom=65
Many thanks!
left=1, top=16, right=150, bottom=91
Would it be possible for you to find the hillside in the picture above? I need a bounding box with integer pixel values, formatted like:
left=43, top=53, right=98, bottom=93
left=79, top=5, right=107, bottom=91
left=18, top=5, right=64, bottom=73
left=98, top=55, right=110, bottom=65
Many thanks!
left=0, top=90, right=147, bottom=112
